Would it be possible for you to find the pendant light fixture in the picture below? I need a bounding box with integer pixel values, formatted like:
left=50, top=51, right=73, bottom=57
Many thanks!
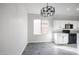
left=41, top=3, right=55, bottom=17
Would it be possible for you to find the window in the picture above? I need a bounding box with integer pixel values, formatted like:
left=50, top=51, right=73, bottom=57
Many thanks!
left=33, top=19, right=49, bottom=35
left=33, top=19, right=41, bottom=35
left=42, top=20, right=49, bottom=34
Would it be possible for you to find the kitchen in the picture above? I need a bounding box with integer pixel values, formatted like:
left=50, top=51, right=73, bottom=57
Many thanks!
left=53, top=20, right=79, bottom=44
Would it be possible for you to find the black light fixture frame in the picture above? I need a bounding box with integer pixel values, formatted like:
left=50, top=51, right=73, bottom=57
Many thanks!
left=41, top=3, right=55, bottom=17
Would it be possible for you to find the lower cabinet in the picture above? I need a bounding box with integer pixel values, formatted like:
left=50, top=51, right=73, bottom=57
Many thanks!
left=54, top=33, right=68, bottom=44
left=77, top=33, right=79, bottom=54
left=77, top=33, right=79, bottom=45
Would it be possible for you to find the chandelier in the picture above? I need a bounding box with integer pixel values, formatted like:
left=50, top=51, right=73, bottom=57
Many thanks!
left=41, top=3, right=55, bottom=17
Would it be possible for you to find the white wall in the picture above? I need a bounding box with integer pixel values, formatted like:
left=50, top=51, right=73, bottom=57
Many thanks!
left=28, top=14, right=53, bottom=43
left=0, top=4, right=28, bottom=55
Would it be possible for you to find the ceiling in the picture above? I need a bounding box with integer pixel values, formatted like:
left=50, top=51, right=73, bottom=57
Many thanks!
left=25, top=3, right=79, bottom=16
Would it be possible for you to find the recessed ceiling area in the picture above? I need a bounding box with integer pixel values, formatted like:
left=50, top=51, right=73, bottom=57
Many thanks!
left=25, top=3, right=79, bottom=16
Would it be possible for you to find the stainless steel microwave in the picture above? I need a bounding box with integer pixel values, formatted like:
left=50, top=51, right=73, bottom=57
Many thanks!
left=65, top=24, right=73, bottom=29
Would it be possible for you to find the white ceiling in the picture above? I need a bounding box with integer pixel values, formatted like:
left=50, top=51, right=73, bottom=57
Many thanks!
left=25, top=3, right=79, bottom=16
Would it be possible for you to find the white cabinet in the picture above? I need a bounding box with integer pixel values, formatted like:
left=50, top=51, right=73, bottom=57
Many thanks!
left=77, top=33, right=79, bottom=54
left=54, top=33, right=68, bottom=44
left=77, top=33, right=79, bottom=44
left=53, top=20, right=79, bottom=30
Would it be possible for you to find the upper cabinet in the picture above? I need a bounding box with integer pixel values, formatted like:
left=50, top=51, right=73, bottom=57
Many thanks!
left=53, top=20, right=79, bottom=30
left=53, top=20, right=65, bottom=30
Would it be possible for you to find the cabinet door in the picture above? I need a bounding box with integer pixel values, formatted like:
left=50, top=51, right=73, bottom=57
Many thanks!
left=54, top=33, right=68, bottom=44
left=77, top=33, right=79, bottom=44
left=63, top=34, right=68, bottom=43
left=54, top=33, right=63, bottom=44
left=77, top=33, right=79, bottom=54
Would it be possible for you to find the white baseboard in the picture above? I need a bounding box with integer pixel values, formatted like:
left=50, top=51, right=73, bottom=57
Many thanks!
left=28, top=41, right=53, bottom=43
left=20, top=42, right=28, bottom=55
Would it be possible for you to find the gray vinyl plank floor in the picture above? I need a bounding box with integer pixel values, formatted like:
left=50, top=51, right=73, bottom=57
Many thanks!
left=22, top=42, right=78, bottom=55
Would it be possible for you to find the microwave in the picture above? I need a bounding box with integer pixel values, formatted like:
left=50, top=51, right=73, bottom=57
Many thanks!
left=65, top=24, right=73, bottom=29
